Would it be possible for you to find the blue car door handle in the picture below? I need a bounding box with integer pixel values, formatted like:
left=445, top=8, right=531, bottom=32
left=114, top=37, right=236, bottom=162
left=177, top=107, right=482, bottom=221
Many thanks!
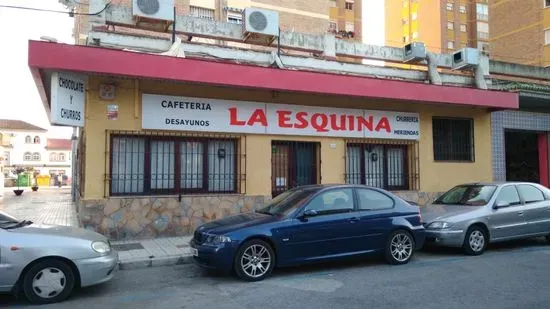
left=349, top=217, right=360, bottom=223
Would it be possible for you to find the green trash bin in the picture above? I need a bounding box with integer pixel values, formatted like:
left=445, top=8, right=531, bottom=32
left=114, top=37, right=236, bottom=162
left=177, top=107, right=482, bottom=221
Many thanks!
left=16, top=173, right=31, bottom=187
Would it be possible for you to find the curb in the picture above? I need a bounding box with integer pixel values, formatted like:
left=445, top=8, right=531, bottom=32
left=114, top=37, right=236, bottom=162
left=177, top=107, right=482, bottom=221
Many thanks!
left=118, top=255, right=194, bottom=270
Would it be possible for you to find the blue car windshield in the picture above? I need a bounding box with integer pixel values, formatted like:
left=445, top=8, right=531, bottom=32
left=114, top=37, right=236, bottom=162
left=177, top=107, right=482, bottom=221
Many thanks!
left=433, top=185, right=497, bottom=206
left=256, top=188, right=318, bottom=216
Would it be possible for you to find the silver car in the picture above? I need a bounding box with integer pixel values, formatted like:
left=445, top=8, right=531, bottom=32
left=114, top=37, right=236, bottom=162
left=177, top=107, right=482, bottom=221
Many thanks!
left=0, top=211, right=118, bottom=304
left=421, top=182, right=550, bottom=255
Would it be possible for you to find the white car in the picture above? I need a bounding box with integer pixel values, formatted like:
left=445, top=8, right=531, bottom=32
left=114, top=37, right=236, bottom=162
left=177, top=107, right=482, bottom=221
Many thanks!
left=0, top=211, right=118, bottom=304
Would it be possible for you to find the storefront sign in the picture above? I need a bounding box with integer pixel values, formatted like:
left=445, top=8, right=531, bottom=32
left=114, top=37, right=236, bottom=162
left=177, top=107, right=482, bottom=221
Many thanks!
left=50, top=72, right=87, bottom=127
left=141, top=94, right=420, bottom=140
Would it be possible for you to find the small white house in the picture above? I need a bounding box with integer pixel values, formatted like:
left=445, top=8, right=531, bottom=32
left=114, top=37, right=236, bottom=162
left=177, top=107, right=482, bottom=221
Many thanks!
left=0, top=119, right=72, bottom=187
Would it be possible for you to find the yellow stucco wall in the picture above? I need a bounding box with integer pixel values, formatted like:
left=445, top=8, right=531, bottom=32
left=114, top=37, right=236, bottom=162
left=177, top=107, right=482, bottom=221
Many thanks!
left=82, top=77, right=493, bottom=200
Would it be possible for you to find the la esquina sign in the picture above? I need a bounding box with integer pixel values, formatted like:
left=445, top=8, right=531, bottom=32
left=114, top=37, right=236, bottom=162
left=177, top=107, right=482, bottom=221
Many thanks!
left=141, top=94, right=420, bottom=140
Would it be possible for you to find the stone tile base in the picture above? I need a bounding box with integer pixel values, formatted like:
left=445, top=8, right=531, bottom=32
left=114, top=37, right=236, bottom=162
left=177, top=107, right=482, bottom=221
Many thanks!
left=78, top=191, right=441, bottom=240
left=392, top=191, right=443, bottom=206
left=78, top=195, right=270, bottom=240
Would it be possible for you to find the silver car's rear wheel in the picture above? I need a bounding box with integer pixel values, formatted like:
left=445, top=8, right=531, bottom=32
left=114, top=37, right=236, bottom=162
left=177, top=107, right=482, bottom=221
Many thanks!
left=22, top=259, right=75, bottom=304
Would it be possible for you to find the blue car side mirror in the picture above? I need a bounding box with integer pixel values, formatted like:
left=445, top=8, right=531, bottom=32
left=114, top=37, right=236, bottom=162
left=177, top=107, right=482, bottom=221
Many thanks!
left=303, top=209, right=318, bottom=217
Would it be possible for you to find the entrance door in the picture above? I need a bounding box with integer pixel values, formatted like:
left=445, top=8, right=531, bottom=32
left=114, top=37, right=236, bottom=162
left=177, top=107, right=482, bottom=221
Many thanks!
left=505, top=131, right=539, bottom=183
left=272, top=141, right=319, bottom=197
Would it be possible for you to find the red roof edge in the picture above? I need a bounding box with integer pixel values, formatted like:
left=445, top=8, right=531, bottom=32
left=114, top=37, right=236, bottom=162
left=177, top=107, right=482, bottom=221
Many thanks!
left=28, top=40, right=519, bottom=109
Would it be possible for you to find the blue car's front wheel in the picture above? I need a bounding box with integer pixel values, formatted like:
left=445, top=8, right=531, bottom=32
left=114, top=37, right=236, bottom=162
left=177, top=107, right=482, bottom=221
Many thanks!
left=234, top=239, right=275, bottom=281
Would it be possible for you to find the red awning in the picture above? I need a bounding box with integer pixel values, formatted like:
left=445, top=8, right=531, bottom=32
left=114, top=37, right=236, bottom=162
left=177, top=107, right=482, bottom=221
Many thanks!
left=28, top=40, right=518, bottom=109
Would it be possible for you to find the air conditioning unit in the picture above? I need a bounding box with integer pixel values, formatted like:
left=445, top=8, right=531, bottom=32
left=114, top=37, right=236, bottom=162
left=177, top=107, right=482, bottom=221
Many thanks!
left=403, top=42, right=426, bottom=63
left=133, top=0, right=174, bottom=23
left=242, top=8, right=279, bottom=46
left=452, top=47, right=479, bottom=70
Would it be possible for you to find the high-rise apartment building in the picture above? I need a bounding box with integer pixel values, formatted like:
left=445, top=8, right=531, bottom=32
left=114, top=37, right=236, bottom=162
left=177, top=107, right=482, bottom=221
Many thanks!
left=73, top=0, right=362, bottom=47
left=385, top=0, right=489, bottom=54
left=489, top=0, right=550, bottom=67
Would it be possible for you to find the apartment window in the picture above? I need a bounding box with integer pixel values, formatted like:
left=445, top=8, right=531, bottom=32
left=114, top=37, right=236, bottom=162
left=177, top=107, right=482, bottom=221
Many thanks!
left=447, top=41, right=455, bottom=49
left=346, top=143, right=412, bottom=190
left=447, top=22, right=454, bottom=30
left=329, top=21, right=338, bottom=31
left=33, top=136, right=40, bottom=144
left=459, top=5, right=467, bottom=13
left=476, top=3, right=488, bottom=21
left=345, top=22, right=355, bottom=32
left=545, top=0, right=550, bottom=7
left=59, top=153, right=66, bottom=161
left=433, top=117, right=474, bottom=162
left=345, top=1, right=353, bottom=10
left=190, top=6, right=214, bottom=20
left=403, top=36, right=408, bottom=43
left=24, top=152, right=32, bottom=161
left=411, top=12, right=418, bottom=20
left=227, top=13, right=242, bottom=24
left=545, top=29, right=550, bottom=45
left=412, top=31, right=418, bottom=39
left=446, top=3, right=453, bottom=10
left=25, top=135, right=31, bottom=144
left=50, top=153, right=58, bottom=161
left=110, top=135, right=239, bottom=196
left=330, top=0, right=337, bottom=8
left=32, top=152, right=40, bottom=161
left=460, top=24, right=467, bottom=32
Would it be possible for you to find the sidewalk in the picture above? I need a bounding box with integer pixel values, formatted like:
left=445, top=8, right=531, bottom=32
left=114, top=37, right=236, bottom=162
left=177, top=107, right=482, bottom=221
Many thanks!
left=1, top=186, right=195, bottom=270
left=112, top=236, right=194, bottom=270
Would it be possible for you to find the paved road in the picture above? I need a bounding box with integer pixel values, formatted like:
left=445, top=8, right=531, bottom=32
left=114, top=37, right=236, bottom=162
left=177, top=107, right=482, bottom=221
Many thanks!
left=2, top=238, right=550, bottom=309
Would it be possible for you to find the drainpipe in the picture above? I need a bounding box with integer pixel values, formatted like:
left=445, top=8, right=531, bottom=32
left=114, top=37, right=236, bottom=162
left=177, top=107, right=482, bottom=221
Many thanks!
left=71, top=127, right=78, bottom=202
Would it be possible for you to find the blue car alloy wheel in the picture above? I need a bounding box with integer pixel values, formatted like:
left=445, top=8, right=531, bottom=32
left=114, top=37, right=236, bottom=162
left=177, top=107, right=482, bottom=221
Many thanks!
left=234, top=239, right=275, bottom=281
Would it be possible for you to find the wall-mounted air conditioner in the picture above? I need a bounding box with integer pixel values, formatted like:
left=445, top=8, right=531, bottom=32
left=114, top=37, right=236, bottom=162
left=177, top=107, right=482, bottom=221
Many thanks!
left=452, top=47, right=479, bottom=70
left=403, top=42, right=426, bottom=63
left=132, top=0, right=174, bottom=22
left=242, top=8, right=279, bottom=46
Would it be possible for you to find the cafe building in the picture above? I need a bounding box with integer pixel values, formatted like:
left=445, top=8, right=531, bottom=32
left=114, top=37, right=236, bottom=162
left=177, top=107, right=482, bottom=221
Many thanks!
left=28, top=40, right=518, bottom=239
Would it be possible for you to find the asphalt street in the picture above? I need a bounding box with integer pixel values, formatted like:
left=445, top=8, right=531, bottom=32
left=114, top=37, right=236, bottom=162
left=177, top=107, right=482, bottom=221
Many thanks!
left=2, top=238, right=550, bottom=309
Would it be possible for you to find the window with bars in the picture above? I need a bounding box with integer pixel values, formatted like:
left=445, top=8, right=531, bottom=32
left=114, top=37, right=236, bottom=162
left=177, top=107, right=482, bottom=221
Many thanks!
left=432, top=117, right=474, bottom=162
left=190, top=6, right=215, bottom=20
left=345, top=143, right=418, bottom=191
left=110, top=135, right=239, bottom=196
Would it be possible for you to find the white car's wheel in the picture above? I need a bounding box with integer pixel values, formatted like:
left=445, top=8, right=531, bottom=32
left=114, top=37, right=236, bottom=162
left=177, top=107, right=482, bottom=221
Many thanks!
left=22, top=259, right=76, bottom=304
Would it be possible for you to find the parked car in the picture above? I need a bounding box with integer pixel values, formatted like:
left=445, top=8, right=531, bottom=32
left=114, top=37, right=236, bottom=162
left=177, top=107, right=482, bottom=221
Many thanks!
left=190, top=184, right=425, bottom=281
left=421, top=182, right=550, bottom=255
left=0, top=211, right=118, bottom=304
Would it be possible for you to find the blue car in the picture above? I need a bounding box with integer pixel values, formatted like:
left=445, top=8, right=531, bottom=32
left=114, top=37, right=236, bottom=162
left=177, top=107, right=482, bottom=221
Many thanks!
left=190, top=184, right=425, bottom=281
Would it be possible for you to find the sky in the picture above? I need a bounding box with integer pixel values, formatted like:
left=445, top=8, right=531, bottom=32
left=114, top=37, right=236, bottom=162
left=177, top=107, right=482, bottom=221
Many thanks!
left=0, top=0, right=74, bottom=138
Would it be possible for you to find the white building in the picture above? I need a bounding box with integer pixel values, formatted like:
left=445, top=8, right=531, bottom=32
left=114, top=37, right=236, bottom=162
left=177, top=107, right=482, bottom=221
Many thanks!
left=0, top=119, right=72, bottom=187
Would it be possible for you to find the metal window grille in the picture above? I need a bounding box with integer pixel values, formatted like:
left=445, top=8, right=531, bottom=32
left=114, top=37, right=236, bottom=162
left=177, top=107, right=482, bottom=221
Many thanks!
left=190, top=6, right=215, bottom=20
left=271, top=141, right=320, bottom=197
left=345, top=139, right=420, bottom=191
left=432, top=117, right=474, bottom=162
left=107, top=130, right=245, bottom=197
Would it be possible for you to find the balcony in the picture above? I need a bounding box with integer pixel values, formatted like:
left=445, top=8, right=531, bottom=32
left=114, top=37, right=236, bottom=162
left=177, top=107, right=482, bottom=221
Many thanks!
left=328, top=29, right=355, bottom=39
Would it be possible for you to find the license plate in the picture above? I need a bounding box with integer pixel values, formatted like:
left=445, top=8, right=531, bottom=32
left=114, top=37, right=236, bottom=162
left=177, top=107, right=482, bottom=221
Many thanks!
left=191, top=248, right=198, bottom=257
